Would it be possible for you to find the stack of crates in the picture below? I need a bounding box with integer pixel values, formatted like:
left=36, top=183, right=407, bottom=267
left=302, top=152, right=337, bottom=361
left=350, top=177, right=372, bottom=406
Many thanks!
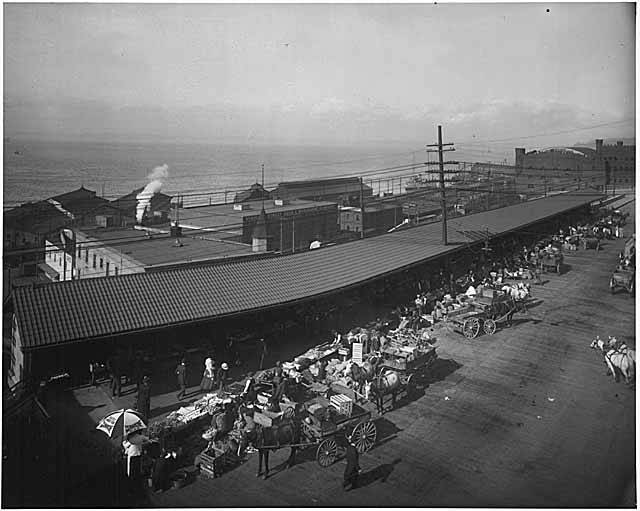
left=330, top=394, right=353, bottom=417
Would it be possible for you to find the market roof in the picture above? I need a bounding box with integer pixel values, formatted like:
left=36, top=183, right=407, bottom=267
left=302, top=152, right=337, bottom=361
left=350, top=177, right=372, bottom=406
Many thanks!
left=13, top=192, right=602, bottom=350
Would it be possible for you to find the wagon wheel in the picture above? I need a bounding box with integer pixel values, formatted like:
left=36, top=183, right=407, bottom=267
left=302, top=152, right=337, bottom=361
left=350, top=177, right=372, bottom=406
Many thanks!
left=283, top=407, right=295, bottom=420
left=351, top=421, right=377, bottom=453
left=463, top=317, right=480, bottom=339
left=316, top=438, right=338, bottom=467
left=628, top=280, right=635, bottom=295
left=483, top=318, right=497, bottom=335
left=556, top=262, right=561, bottom=274
left=610, top=278, right=616, bottom=294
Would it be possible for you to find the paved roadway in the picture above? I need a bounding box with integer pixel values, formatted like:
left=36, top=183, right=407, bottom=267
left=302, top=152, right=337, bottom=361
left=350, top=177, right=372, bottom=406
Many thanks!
left=150, top=201, right=636, bottom=508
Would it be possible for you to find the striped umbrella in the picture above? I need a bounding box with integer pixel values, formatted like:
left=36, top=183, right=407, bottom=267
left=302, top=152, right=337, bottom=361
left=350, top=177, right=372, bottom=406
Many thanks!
left=96, top=409, right=147, bottom=439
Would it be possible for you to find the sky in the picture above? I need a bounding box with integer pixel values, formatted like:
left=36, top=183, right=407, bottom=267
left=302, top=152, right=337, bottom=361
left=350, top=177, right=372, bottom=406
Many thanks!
left=3, top=3, right=636, bottom=150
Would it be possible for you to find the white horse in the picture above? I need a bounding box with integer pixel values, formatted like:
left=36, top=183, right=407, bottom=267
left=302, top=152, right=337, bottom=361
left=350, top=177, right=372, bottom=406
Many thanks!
left=606, top=336, right=636, bottom=364
left=501, top=283, right=530, bottom=301
left=604, top=349, right=635, bottom=384
left=589, top=336, right=609, bottom=352
left=616, top=344, right=636, bottom=364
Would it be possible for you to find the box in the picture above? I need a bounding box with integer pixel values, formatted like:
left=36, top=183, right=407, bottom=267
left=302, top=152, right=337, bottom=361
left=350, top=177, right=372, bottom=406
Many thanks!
left=330, top=394, right=353, bottom=417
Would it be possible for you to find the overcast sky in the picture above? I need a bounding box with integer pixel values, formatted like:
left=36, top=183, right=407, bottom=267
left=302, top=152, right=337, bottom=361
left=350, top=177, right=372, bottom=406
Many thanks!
left=3, top=3, right=636, bottom=148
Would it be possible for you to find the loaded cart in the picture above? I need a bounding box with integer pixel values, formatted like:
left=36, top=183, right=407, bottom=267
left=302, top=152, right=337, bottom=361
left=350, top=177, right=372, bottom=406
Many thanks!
left=301, top=395, right=378, bottom=467
left=610, top=266, right=635, bottom=295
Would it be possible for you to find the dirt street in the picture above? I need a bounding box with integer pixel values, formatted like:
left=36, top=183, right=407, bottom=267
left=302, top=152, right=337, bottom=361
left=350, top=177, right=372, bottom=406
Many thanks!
left=152, top=202, right=636, bottom=508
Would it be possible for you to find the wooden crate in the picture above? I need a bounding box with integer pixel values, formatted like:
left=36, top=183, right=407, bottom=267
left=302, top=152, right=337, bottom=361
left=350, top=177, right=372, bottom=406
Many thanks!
left=198, top=448, right=230, bottom=479
left=330, top=394, right=353, bottom=418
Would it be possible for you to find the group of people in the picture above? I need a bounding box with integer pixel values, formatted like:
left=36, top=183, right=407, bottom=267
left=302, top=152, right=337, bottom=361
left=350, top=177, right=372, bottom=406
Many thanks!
left=175, top=357, right=232, bottom=401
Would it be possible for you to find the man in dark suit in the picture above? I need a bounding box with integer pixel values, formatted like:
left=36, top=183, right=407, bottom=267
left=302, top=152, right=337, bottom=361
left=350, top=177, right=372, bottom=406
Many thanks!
left=343, top=435, right=360, bottom=491
left=107, top=354, right=121, bottom=398
left=176, top=359, right=187, bottom=400
left=135, top=376, right=151, bottom=422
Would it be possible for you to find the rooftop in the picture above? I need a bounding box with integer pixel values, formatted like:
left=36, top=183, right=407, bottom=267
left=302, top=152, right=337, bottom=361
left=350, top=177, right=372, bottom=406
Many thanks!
left=13, top=192, right=602, bottom=350
left=177, top=198, right=338, bottom=232
left=75, top=226, right=253, bottom=267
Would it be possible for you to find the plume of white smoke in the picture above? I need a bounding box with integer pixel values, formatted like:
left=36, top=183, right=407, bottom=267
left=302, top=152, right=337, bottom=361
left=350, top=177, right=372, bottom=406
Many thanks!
left=136, top=164, right=169, bottom=224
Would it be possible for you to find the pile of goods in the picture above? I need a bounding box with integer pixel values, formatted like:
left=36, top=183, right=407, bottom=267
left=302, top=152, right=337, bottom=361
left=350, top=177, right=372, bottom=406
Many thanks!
left=323, top=359, right=355, bottom=387
left=293, top=340, right=341, bottom=369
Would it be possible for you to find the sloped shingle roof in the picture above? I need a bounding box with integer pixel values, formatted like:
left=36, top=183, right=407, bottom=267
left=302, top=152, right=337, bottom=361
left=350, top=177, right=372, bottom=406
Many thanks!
left=14, top=193, right=602, bottom=350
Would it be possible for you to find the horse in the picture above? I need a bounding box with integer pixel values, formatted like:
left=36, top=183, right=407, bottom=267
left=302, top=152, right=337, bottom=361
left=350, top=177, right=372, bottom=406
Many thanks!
left=604, top=349, right=635, bottom=384
left=589, top=336, right=610, bottom=352
left=367, top=368, right=402, bottom=414
left=241, top=419, right=301, bottom=479
left=350, top=356, right=381, bottom=397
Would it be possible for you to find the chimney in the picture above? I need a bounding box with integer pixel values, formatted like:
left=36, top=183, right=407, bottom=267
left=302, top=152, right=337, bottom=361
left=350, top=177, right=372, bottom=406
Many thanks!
left=515, top=148, right=526, bottom=173
left=252, top=208, right=268, bottom=253
left=596, top=139, right=603, bottom=154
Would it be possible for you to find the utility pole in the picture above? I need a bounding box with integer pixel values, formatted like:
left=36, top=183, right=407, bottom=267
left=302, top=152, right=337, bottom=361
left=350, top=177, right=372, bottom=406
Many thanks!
left=261, top=164, right=265, bottom=210
left=427, top=125, right=455, bottom=245
left=359, top=177, right=365, bottom=239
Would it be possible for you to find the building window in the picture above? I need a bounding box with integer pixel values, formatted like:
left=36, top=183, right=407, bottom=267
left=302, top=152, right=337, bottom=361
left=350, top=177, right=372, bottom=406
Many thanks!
left=85, top=249, right=89, bottom=263
left=99, top=258, right=103, bottom=269
left=92, top=254, right=97, bottom=268
left=115, top=266, right=119, bottom=276
left=106, top=262, right=110, bottom=276
left=77, top=245, right=82, bottom=258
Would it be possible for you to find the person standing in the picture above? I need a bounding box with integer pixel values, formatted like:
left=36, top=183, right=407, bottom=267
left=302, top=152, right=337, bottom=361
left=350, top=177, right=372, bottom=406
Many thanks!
left=176, top=359, right=187, bottom=400
left=108, top=354, right=121, bottom=398
left=132, top=352, right=144, bottom=389
left=217, top=362, right=230, bottom=392
left=200, top=358, right=216, bottom=392
left=135, top=376, right=151, bottom=422
left=258, top=338, right=268, bottom=370
left=343, top=435, right=361, bottom=491
left=241, top=374, right=257, bottom=404
left=89, top=361, right=98, bottom=387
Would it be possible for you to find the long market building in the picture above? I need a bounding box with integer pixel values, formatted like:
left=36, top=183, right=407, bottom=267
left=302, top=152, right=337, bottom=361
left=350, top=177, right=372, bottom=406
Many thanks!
left=9, top=192, right=604, bottom=386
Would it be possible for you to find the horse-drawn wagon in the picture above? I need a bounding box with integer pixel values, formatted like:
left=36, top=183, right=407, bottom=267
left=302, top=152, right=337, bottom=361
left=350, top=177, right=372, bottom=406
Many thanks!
left=581, top=235, right=601, bottom=251
left=610, top=266, right=635, bottom=295
left=468, top=293, right=518, bottom=335
left=540, top=250, right=563, bottom=273
left=243, top=388, right=378, bottom=477
left=445, top=290, right=523, bottom=339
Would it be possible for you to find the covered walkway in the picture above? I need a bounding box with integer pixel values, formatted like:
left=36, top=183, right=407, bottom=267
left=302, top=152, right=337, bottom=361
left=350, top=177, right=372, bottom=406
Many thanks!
left=13, top=192, right=602, bottom=352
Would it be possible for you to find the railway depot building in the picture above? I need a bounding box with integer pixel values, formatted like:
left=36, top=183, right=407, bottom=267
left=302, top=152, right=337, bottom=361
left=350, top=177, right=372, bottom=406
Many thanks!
left=514, top=139, right=635, bottom=192
left=9, top=193, right=602, bottom=388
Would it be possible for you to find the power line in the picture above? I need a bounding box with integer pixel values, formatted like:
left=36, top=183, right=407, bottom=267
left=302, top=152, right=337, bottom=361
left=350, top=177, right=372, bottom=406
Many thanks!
left=454, top=118, right=635, bottom=146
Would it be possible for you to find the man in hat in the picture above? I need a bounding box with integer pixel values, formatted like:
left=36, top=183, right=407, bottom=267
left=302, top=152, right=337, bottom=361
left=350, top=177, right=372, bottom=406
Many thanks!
left=176, top=358, right=187, bottom=400
left=217, top=362, right=230, bottom=392
left=343, top=434, right=361, bottom=491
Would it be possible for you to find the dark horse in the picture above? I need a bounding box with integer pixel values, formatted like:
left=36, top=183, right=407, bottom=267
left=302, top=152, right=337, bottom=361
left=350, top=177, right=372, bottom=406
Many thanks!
left=242, top=419, right=302, bottom=479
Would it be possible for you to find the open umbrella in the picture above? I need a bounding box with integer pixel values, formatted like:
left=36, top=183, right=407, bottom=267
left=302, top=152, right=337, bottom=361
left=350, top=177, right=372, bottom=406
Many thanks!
left=96, top=409, right=147, bottom=439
